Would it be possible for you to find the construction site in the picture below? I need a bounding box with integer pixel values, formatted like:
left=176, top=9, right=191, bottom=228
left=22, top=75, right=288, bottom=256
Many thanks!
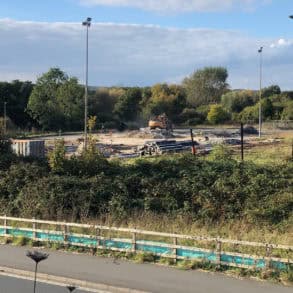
left=11, top=114, right=291, bottom=161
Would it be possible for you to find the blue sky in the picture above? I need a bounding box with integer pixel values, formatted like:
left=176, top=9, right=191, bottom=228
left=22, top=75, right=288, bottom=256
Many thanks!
left=0, top=0, right=292, bottom=89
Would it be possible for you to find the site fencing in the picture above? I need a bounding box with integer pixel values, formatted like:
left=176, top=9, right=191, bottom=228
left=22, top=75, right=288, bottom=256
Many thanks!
left=0, top=216, right=292, bottom=270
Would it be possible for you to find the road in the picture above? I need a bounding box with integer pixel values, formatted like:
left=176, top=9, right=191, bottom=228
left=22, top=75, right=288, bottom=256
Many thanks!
left=0, top=245, right=291, bottom=293
left=0, top=275, right=90, bottom=293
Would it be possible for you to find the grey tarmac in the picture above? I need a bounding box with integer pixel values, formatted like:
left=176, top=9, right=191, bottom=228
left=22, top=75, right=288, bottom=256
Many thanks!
left=0, top=244, right=291, bottom=293
left=0, top=275, right=92, bottom=293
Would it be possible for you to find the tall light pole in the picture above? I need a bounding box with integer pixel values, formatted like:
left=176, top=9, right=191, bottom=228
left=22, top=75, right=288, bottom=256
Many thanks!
left=82, top=17, right=92, bottom=150
left=258, top=47, right=263, bottom=138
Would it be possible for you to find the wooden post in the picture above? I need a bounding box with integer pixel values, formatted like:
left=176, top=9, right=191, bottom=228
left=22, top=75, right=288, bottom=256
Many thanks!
left=96, top=228, right=100, bottom=247
left=173, top=237, right=177, bottom=263
left=4, top=214, right=7, bottom=236
left=63, top=222, right=68, bottom=243
left=32, top=217, right=36, bottom=239
left=265, top=244, right=272, bottom=269
left=216, top=240, right=222, bottom=267
left=132, top=232, right=136, bottom=252
left=190, top=129, right=196, bottom=155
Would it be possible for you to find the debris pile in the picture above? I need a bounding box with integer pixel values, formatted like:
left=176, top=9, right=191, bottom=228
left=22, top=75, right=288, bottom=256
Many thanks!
left=136, top=140, right=199, bottom=156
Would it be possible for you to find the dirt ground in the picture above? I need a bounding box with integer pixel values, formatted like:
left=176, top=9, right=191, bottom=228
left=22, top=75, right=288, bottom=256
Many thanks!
left=39, top=127, right=292, bottom=157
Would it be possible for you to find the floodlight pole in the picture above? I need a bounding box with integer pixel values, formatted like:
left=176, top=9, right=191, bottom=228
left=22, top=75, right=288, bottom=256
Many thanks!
left=258, top=47, right=263, bottom=138
left=82, top=17, right=92, bottom=150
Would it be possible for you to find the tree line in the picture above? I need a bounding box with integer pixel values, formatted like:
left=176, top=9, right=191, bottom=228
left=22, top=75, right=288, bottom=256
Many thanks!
left=1, top=67, right=292, bottom=132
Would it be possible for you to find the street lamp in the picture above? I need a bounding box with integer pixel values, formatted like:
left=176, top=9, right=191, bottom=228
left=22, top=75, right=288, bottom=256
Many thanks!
left=82, top=17, right=92, bottom=150
left=289, top=15, right=293, bottom=19
left=258, top=46, right=263, bottom=138
left=26, top=250, right=49, bottom=293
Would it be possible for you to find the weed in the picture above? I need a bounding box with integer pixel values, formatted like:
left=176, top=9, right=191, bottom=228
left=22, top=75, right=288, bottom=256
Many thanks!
left=13, top=236, right=30, bottom=246
left=134, top=252, right=155, bottom=263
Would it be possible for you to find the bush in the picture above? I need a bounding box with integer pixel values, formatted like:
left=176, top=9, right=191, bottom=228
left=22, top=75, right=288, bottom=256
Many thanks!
left=13, top=236, right=31, bottom=246
left=179, top=108, right=205, bottom=125
left=0, top=150, right=292, bottom=226
left=195, top=105, right=210, bottom=121
left=48, top=139, right=66, bottom=174
left=221, top=90, right=256, bottom=113
left=134, top=252, right=156, bottom=263
left=281, top=101, right=293, bottom=120
left=207, top=105, right=230, bottom=124
left=0, top=137, right=15, bottom=170
left=238, top=104, right=259, bottom=123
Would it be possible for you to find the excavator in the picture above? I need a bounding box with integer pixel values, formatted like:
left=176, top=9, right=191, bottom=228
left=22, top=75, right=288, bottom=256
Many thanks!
left=148, top=113, right=172, bottom=130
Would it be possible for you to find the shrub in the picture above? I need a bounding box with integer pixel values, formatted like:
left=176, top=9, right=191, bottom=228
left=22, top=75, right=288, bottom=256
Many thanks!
left=221, top=90, right=256, bottom=113
left=13, top=236, right=31, bottom=246
left=207, top=105, right=230, bottom=124
left=179, top=108, right=205, bottom=125
left=48, top=139, right=66, bottom=173
left=134, top=252, right=156, bottom=263
left=238, top=104, right=259, bottom=123
left=281, top=101, right=293, bottom=120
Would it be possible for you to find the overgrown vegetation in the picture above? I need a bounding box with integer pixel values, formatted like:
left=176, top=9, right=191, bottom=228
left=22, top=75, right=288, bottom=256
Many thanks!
left=0, top=138, right=292, bottom=236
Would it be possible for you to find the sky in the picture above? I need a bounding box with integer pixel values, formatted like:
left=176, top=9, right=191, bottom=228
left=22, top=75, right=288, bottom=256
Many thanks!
left=0, top=0, right=292, bottom=90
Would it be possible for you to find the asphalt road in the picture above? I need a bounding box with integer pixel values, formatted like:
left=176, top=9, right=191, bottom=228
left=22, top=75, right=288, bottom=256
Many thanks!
left=0, top=275, right=89, bottom=293
left=0, top=245, right=291, bottom=293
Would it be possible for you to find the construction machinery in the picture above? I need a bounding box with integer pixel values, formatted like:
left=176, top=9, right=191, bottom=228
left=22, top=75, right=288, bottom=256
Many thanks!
left=148, top=113, right=172, bottom=130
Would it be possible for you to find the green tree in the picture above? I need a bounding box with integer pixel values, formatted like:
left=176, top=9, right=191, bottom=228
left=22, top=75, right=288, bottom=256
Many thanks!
left=281, top=101, right=293, bottom=120
left=183, top=67, right=229, bottom=107
left=48, top=139, right=66, bottom=174
left=0, top=80, right=34, bottom=128
left=221, top=90, right=256, bottom=113
left=87, top=115, right=97, bottom=133
left=56, top=77, right=84, bottom=130
left=143, top=84, right=186, bottom=123
left=27, top=68, right=83, bottom=130
left=262, top=98, right=274, bottom=120
left=89, top=87, right=122, bottom=123
left=207, top=104, right=230, bottom=124
left=114, top=88, right=142, bottom=121
left=262, top=85, right=281, bottom=98
left=238, top=104, right=259, bottom=123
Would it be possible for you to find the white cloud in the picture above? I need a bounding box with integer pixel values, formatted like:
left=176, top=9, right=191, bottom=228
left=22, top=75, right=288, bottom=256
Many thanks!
left=0, top=18, right=292, bottom=89
left=270, top=38, right=293, bottom=48
left=78, top=0, right=270, bottom=13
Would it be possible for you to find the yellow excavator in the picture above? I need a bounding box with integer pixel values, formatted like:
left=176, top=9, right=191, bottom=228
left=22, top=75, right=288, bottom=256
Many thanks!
left=148, top=113, right=172, bottom=130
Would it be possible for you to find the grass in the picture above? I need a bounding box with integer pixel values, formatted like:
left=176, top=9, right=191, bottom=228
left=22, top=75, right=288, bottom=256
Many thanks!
left=238, top=141, right=292, bottom=165
left=3, top=212, right=292, bottom=258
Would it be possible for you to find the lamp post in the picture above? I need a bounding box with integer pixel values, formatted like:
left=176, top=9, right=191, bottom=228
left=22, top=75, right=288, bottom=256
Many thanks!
left=26, top=250, right=49, bottom=293
left=82, top=17, right=92, bottom=150
left=289, top=15, right=293, bottom=19
left=258, top=46, right=263, bottom=138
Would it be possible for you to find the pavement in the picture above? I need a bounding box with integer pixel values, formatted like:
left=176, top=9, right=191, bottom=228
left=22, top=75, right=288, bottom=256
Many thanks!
left=0, top=244, right=291, bottom=293
left=0, top=275, right=90, bottom=293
